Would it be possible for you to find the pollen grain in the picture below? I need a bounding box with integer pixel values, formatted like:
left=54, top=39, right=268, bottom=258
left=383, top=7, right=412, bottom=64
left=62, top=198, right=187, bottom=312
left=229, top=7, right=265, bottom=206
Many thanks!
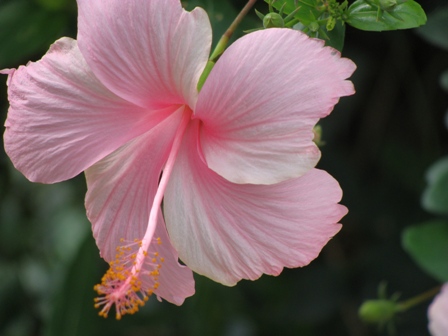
left=93, top=237, right=165, bottom=319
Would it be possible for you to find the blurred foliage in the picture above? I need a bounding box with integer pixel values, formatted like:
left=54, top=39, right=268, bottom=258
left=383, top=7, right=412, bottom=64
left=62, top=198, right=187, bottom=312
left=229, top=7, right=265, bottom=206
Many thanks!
left=0, top=0, right=76, bottom=69
left=421, top=157, right=448, bottom=215
left=1, top=0, right=448, bottom=336
left=402, top=220, right=448, bottom=283
left=417, top=4, right=448, bottom=51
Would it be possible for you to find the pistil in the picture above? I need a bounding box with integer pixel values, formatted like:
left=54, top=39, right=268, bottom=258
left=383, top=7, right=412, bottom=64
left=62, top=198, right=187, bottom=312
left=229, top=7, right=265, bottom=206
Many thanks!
left=94, top=107, right=192, bottom=319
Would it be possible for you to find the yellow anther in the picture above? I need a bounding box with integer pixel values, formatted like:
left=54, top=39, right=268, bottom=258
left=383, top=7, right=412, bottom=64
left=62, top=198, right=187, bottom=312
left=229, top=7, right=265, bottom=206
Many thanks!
left=94, top=237, right=165, bottom=319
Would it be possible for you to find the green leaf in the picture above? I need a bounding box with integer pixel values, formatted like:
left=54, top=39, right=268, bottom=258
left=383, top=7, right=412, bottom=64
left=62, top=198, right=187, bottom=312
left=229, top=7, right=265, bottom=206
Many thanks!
left=417, top=6, right=448, bottom=51
left=324, top=19, right=346, bottom=51
left=402, top=220, right=448, bottom=282
left=293, top=19, right=346, bottom=52
left=267, top=0, right=321, bottom=26
left=347, top=0, right=427, bottom=32
left=421, top=157, right=448, bottom=215
left=267, top=0, right=346, bottom=51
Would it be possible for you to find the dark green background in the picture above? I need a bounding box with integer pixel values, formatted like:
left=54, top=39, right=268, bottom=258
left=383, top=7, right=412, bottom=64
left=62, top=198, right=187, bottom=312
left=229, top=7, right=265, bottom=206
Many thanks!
left=1, top=0, right=447, bottom=335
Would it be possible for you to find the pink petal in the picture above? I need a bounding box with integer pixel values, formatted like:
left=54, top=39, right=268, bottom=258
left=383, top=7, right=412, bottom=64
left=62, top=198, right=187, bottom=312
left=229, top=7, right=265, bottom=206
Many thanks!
left=85, top=110, right=194, bottom=305
left=429, top=284, right=448, bottom=336
left=0, top=68, right=15, bottom=86
left=77, top=0, right=212, bottom=109
left=164, top=121, right=346, bottom=286
left=4, top=37, right=174, bottom=184
left=195, top=28, right=356, bottom=185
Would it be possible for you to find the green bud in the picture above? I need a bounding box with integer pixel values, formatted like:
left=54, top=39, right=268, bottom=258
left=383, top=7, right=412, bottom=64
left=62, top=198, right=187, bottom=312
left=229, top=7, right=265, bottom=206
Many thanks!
left=308, top=22, right=320, bottom=33
left=379, top=0, right=397, bottom=10
left=312, top=125, right=324, bottom=147
left=359, top=300, right=398, bottom=324
left=326, top=17, right=336, bottom=31
left=263, top=13, right=284, bottom=28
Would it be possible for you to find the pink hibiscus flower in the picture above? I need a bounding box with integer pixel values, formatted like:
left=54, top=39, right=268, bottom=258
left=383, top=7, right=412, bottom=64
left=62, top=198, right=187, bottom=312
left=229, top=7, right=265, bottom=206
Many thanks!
left=428, top=284, right=448, bottom=335
left=2, top=0, right=355, bottom=319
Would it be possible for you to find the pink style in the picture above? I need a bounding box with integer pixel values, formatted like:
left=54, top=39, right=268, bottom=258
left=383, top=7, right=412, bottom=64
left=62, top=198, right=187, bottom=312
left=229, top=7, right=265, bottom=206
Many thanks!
left=2, top=0, right=355, bottom=319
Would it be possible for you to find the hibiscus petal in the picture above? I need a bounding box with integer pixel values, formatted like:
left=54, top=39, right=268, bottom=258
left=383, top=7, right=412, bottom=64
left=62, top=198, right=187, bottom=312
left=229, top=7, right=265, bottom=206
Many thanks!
left=77, top=0, right=212, bottom=109
left=164, top=121, right=346, bottom=286
left=428, top=284, right=448, bottom=336
left=196, top=28, right=356, bottom=185
left=85, top=110, right=194, bottom=305
left=4, top=37, right=173, bottom=184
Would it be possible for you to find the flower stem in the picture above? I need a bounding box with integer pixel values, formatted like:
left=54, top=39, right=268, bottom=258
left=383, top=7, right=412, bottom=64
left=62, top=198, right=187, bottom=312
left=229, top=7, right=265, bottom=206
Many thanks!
left=209, top=0, right=258, bottom=62
left=396, top=285, right=442, bottom=312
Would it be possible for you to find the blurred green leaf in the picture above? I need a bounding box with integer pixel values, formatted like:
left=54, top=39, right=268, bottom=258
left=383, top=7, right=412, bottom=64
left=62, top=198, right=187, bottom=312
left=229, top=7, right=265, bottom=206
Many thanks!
left=417, top=6, right=448, bottom=51
left=440, top=69, right=448, bottom=93
left=0, top=262, right=21, bottom=334
left=182, top=0, right=240, bottom=48
left=45, top=235, right=102, bottom=336
left=421, top=157, right=448, bottom=215
left=35, top=0, right=71, bottom=11
left=2, top=314, right=34, bottom=336
left=347, top=0, right=426, bottom=32
left=402, top=220, right=448, bottom=282
left=0, top=0, right=67, bottom=68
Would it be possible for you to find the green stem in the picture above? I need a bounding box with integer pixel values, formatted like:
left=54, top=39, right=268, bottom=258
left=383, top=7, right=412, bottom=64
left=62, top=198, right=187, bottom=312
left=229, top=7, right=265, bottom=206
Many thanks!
left=209, top=0, right=258, bottom=62
left=396, top=285, right=442, bottom=312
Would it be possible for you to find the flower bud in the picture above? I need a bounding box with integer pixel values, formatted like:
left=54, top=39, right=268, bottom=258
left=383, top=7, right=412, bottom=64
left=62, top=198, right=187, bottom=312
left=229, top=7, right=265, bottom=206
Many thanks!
left=263, top=13, right=285, bottom=28
left=359, top=299, right=398, bottom=324
left=312, top=125, right=324, bottom=147
left=379, top=0, right=397, bottom=10
left=326, top=17, right=336, bottom=31
left=308, top=22, right=320, bottom=33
